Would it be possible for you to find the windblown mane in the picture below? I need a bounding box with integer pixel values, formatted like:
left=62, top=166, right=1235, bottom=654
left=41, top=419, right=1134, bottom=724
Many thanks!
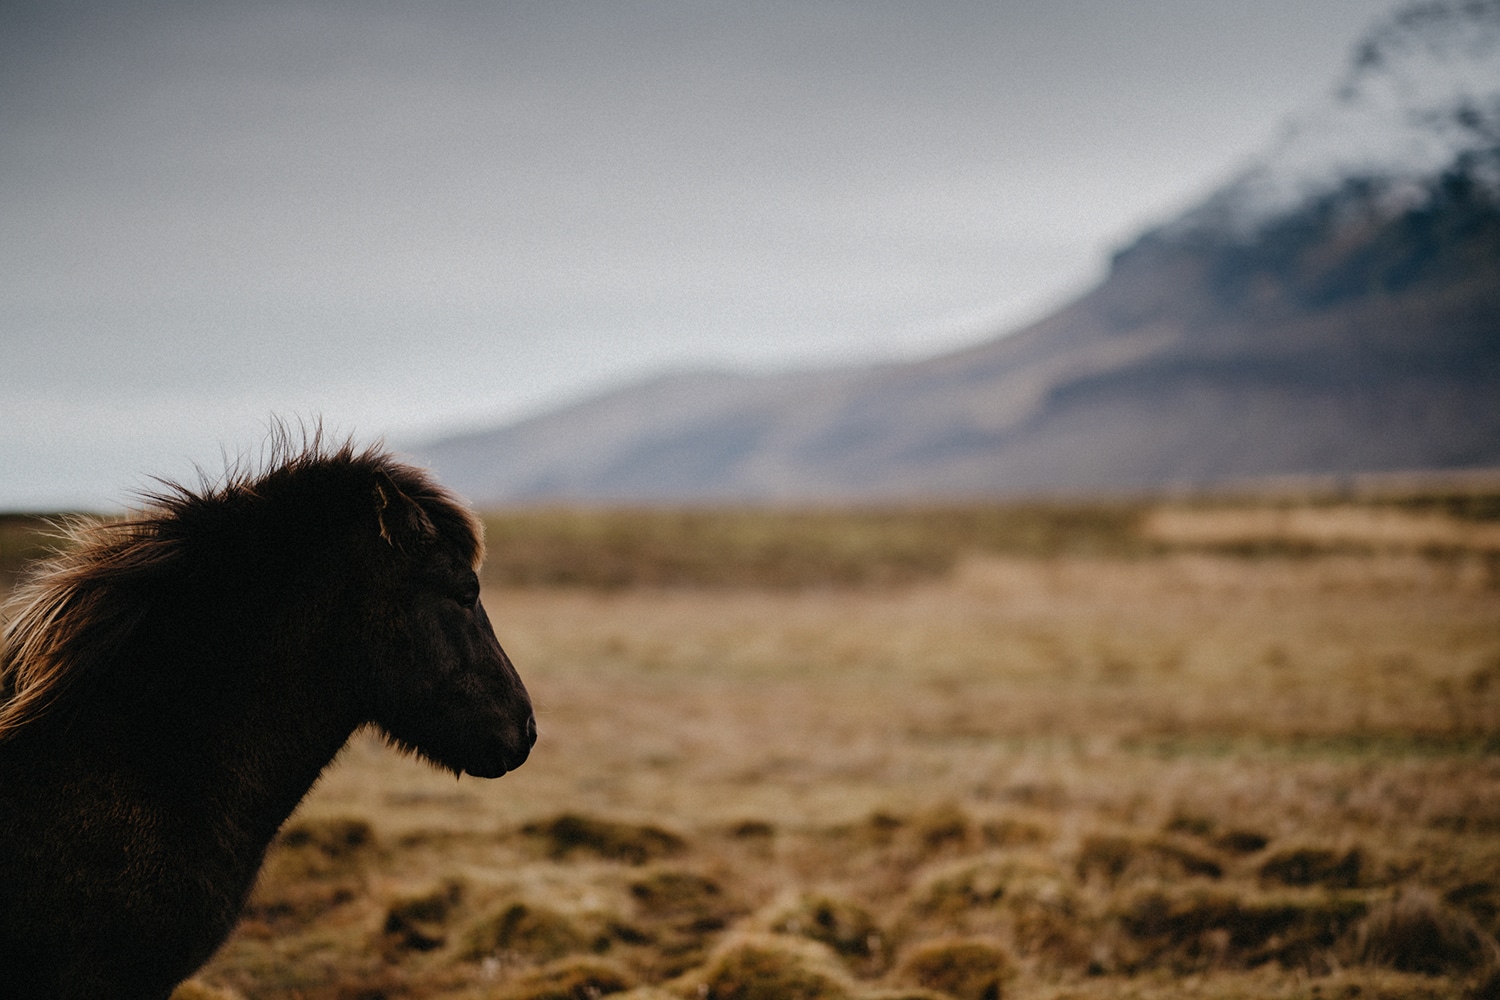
left=0, top=434, right=483, bottom=741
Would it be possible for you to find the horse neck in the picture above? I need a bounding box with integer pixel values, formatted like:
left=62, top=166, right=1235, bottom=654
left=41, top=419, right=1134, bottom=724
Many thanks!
left=205, top=619, right=369, bottom=845
left=70, top=597, right=369, bottom=852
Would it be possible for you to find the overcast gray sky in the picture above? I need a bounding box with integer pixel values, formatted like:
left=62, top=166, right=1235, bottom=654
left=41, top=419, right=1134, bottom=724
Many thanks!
left=2, top=0, right=1402, bottom=509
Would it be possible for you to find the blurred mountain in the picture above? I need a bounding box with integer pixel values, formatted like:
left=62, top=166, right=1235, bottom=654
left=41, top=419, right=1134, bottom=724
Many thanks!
left=419, top=0, right=1500, bottom=502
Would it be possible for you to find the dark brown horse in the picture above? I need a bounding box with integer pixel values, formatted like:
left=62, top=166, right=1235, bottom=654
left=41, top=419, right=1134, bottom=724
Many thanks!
left=0, top=438, right=535, bottom=1000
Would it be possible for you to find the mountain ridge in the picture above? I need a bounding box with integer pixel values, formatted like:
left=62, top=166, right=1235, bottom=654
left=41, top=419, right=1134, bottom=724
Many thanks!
left=418, top=0, right=1500, bottom=503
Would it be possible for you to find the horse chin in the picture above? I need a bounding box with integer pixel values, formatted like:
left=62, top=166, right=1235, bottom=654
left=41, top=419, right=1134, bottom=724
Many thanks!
left=386, top=716, right=535, bottom=780
left=461, top=735, right=534, bottom=779
left=384, top=733, right=527, bottom=780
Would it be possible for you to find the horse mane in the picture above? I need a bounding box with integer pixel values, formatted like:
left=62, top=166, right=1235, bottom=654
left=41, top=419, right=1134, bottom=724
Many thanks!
left=0, top=432, right=483, bottom=742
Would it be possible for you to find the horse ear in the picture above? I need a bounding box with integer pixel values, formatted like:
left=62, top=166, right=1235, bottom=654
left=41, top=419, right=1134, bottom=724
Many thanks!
left=372, top=471, right=437, bottom=548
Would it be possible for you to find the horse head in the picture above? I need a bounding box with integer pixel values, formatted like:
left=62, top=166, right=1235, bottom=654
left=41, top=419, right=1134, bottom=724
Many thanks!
left=355, top=467, right=536, bottom=779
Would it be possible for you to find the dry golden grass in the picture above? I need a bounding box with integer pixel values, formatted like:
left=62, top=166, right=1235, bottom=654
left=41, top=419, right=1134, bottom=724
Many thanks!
left=187, top=503, right=1500, bottom=999
left=1143, top=504, right=1500, bottom=555
left=6, top=497, right=1498, bottom=999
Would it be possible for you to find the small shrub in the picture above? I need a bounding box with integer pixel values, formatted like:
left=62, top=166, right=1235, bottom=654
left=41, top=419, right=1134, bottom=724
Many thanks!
left=1350, top=888, right=1493, bottom=976
left=895, top=938, right=1013, bottom=1000
left=523, top=813, right=687, bottom=865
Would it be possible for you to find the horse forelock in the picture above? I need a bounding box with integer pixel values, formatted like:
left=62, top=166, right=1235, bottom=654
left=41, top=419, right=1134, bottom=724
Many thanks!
left=0, top=435, right=483, bottom=739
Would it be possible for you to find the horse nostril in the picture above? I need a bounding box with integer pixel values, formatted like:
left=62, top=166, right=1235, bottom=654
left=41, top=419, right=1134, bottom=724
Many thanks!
left=525, top=715, right=538, bottom=747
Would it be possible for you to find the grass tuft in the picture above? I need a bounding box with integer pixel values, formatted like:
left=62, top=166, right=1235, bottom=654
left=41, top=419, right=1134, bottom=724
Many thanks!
left=895, top=937, right=1013, bottom=1000
left=494, top=956, right=637, bottom=1000
left=1258, top=846, right=1366, bottom=888
left=463, top=901, right=609, bottom=963
left=523, top=814, right=688, bottom=865
left=276, top=816, right=375, bottom=859
left=769, top=893, right=888, bottom=971
left=1076, top=832, right=1224, bottom=886
left=1349, top=888, right=1495, bottom=976
left=1113, top=885, right=1371, bottom=972
left=381, top=878, right=466, bottom=954
left=630, top=870, right=726, bottom=920
left=688, top=934, right=855, bottom=1000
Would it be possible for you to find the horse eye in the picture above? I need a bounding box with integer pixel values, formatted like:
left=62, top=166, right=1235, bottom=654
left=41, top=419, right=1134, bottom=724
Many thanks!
left=454, top=573, right=481, bottom=609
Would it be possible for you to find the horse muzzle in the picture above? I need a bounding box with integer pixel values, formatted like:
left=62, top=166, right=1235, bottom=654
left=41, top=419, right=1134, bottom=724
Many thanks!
left=463, top=713, right=537, bottom=778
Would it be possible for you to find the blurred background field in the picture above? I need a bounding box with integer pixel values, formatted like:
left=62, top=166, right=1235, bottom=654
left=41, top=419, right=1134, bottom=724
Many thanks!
left=8, top=492, right=1498, bottom=999
left=6, top=5, right=1499, bottom=996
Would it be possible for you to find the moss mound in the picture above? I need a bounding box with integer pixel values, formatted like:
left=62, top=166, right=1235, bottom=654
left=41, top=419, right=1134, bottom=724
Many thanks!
left=524, top=813, right=688, bottom=865
left=382, top=878, right=466, bottom=954
left=276, top=816, right=375, bottom=859
left=630, top=870, right=726, bottom=919
left=693, top=935, right=855, bottom=1000
left=243, top=816, right=377, bottom=929
left=1258, top=845, right=1365, bottom=888
left=895, top=938, right=1013, bottom=1000
left=464, top=901, right=608, bottom=962
left=770, top=893, right=887, bottom=968
left=1113, top=886, right=1370, bottom=971
left=1213, top=829, right=1271, bottom=855
left=904, top=858, right=1018, bottom=919
left=495, top=957, right=636, bottom=1000
left=1350, top=888, right=1493, bottom=976
left=910, top=804, right=975, bottom=856
left=1076, top=832, right=1223, bottom=885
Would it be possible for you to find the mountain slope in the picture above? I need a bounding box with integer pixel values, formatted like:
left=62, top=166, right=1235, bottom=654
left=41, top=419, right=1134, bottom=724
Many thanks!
left=420, top=0, right=1500, bottom=503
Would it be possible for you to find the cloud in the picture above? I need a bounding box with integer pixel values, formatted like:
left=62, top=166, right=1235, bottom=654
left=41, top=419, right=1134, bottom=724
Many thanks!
left=0, top=0, right=1400, bottom=507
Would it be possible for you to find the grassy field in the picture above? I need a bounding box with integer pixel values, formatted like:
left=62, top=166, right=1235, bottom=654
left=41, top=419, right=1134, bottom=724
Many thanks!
left=6, top=496, right=1500, bottom=999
